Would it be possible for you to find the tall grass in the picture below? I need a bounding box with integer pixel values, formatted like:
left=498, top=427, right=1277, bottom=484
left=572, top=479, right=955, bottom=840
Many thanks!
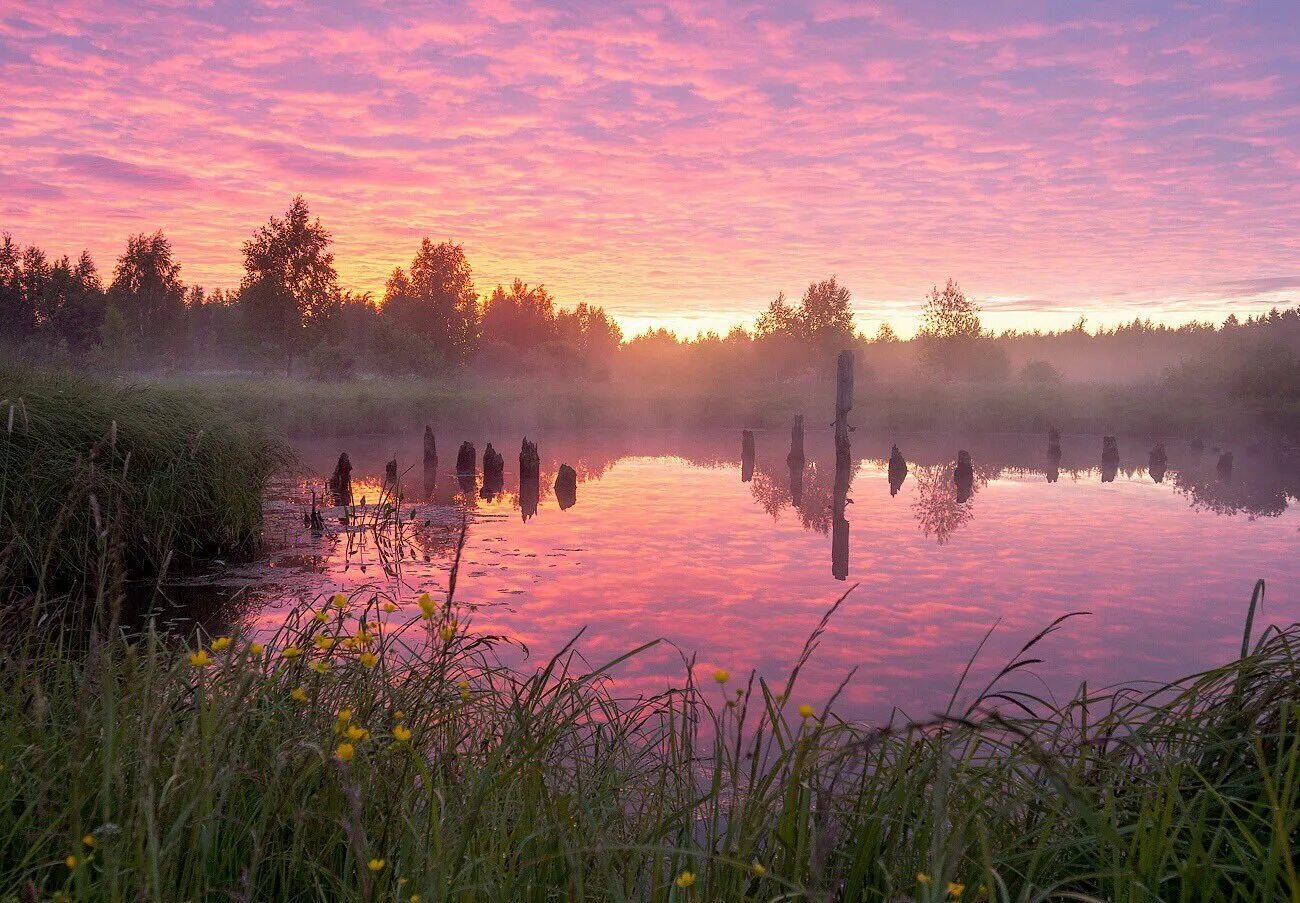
left=0, top=368, right=291, bottom=601
left=2, top=562, right=1295, bottom=900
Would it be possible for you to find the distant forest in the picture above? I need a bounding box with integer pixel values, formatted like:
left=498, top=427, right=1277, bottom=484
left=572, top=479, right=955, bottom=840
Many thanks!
left=4, top=197, right=1300, bottom=395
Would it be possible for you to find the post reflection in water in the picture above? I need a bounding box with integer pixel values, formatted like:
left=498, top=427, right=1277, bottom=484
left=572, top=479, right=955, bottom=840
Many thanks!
left=202, top=429, right=1300, bottom=722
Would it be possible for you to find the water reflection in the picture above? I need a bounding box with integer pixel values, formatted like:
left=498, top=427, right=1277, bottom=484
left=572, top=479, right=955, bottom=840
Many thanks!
left=888, top=445, right=908, bottom=497
left=1101, top=437, right=1120, bottom=484
left=1149, top=444, right=1168, bottom=484
left=163, top=427, right=1300, bottom=723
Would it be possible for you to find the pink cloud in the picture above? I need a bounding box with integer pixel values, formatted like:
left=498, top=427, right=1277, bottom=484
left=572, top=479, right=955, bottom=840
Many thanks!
left=0, top=0, right=1297, bottom=335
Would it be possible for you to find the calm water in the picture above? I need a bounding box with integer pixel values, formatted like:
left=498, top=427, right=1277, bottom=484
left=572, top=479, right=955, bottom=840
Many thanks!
left=171, top=430, right=1300, bottom=722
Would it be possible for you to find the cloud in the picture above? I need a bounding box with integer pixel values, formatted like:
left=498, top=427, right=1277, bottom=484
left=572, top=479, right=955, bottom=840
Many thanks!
left=56, top=154, right=195, bottom=190
left=0, top=0, right=1295, bottom=334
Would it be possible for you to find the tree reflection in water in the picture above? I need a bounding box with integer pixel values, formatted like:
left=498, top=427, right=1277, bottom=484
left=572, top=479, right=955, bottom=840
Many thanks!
left=910, top=462, right=985, bottom=545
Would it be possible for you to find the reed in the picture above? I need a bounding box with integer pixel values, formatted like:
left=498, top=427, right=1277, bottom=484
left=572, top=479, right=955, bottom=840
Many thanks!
left=0, top=558, right=1294, bottom=900
left=0, top=367, right=291, bottom=601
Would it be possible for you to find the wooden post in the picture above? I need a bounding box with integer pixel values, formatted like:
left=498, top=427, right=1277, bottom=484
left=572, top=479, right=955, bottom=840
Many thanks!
left=555, top=463, right=577, bottom=510
left=456, top=441, right=476, bottom=475
left=831, top=350, right=853, bottom=579
left=519, top=438, right=541, bottom=522
left=741, top=430, right=755, bottom=482
left=836, top=350, right=854, bottom=420
left=787, top=415, right=805, bottom=465
left=328, top=452, right=353, bottom=506
left=834, top=350, right=853, bottom=465
left=423, top=425, right=437, bottom=470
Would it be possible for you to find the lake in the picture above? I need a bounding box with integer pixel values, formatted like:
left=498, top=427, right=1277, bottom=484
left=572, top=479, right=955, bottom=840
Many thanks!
left=167, top=429, right=1300, bottom=722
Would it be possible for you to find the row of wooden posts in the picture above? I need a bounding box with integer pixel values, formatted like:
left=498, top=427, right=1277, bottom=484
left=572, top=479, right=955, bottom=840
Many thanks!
left=324, top=430, right=578, bottom=515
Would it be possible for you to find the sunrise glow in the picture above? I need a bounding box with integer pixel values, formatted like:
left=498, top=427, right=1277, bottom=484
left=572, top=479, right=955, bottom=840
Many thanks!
left=3, top=1, right=1297, bottom=336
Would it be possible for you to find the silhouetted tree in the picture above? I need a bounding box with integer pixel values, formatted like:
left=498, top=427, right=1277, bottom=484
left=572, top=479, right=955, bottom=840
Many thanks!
left=916, top=279, right=1008, bottom=380
left=0, top=235, right=36, bottom=343
left=874, top=322, right=899, bottom=343
left=481, top=279, right=556, bottom=352
left=239, top=197, right=339, bottom=370
left=798, top=276, right=855, bottom=347
left=754, top=277, right=855, bottom=358
left=108, top=231, right=184, bottom=364
left=382, top=239, right=478, bottom=366
left=554, top=301, right=623, bottom=366
left=39, top=251, right=104, bottom=352
left=754, top=291, right=799, bottom=341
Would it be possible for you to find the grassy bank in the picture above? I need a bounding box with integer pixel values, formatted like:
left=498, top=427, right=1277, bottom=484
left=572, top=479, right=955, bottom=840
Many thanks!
left=2, top=578, right=1295, bottom=901
left=0, top=369, right=290, bottom=602
left=149, top=373, right=1280, bottom=439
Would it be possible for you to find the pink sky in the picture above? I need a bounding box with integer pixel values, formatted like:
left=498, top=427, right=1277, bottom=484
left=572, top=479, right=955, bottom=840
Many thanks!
left=2, top=0, right=1298, bottom=336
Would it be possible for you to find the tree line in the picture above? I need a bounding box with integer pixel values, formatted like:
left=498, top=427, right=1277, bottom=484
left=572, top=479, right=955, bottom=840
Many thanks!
left=4, top=196, right=1299, bottom=386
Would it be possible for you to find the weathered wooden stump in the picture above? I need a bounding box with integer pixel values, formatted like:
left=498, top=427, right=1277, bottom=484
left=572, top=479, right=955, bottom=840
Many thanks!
left=1101, top=436, right=1120, bottom=483
left=741, top=430, right=755, bottom=482
left=328, top=452, right=353, bottom=506
left=423, top=426, right=437, bottom=470
left=888, top=444, right=908, bottom=496
left=519, top=438, right=541, bottom=521
left=555, top=463, right=577, bottom=510
left=1148, top=443, right=1168, bottom=483
left=1047, top=426, right=1062, bottom=461
left=520, top=438, right=540, bottom=481
left=456, top=441, right=476, bottom=475
left=954, top=450, right=974, bottom=484
left=483, top=443, right=504, bottom=483
left=954, top=450, right=974, bottom=502
left=786, top=415, right=805, bottom=466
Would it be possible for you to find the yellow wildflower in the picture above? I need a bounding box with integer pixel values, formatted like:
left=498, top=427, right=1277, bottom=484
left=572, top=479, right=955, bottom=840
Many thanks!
left=418, top=592, right=436, bottom=619
left=798, top=704, right=815, bottom=719
left=291, top=687, right=309, bottom=703
left=334, top=742, right=355, bottom=762
left=65, top=854, right=78, bottom=868
left=282, top=645, right=303, bottom=660
left=410, top=896, right=421, bottom=903
left=750, top=861, right=765, bottom=877
left=393, top=724, right=412, bottom=743
left=332, top=592, right=348, bottom=609
left=359, top=652, right=379, bottom=669
left=916, top=872, right=931, bottom=886
left=675, top=870, right=695, bottom=888
left=310, top=661, right=330, bottom=674
left=313, top=610, right=329, bottom=624
left=439, top=621, right=458, bottom=642
left=249, top=642, right=265, bottom=655
left=346, top=725, right=370, bottom=742
left=382, top=602, right=397, bottom=613
left=367, top=858, right=385, bottom=872
left=82, top=834, right=96, bottom=849
left=211, top=636, right=232, bottom=653
left=314, top=635, right=335, bottom=651
left=394, top=709, right=407, bottom=721
left=457, top=679, right=471, bottom=700
left=337, top=708, right=353, bottom=723
left=712, top=668, right=730, bottom=684
left=947, top=882, right=965, bottom=898
left=189, top=650, right=212, bottom=668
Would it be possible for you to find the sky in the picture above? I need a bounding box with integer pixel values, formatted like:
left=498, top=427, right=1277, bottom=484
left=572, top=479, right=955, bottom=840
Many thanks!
left=2, top=0, right=1299, bottom=338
